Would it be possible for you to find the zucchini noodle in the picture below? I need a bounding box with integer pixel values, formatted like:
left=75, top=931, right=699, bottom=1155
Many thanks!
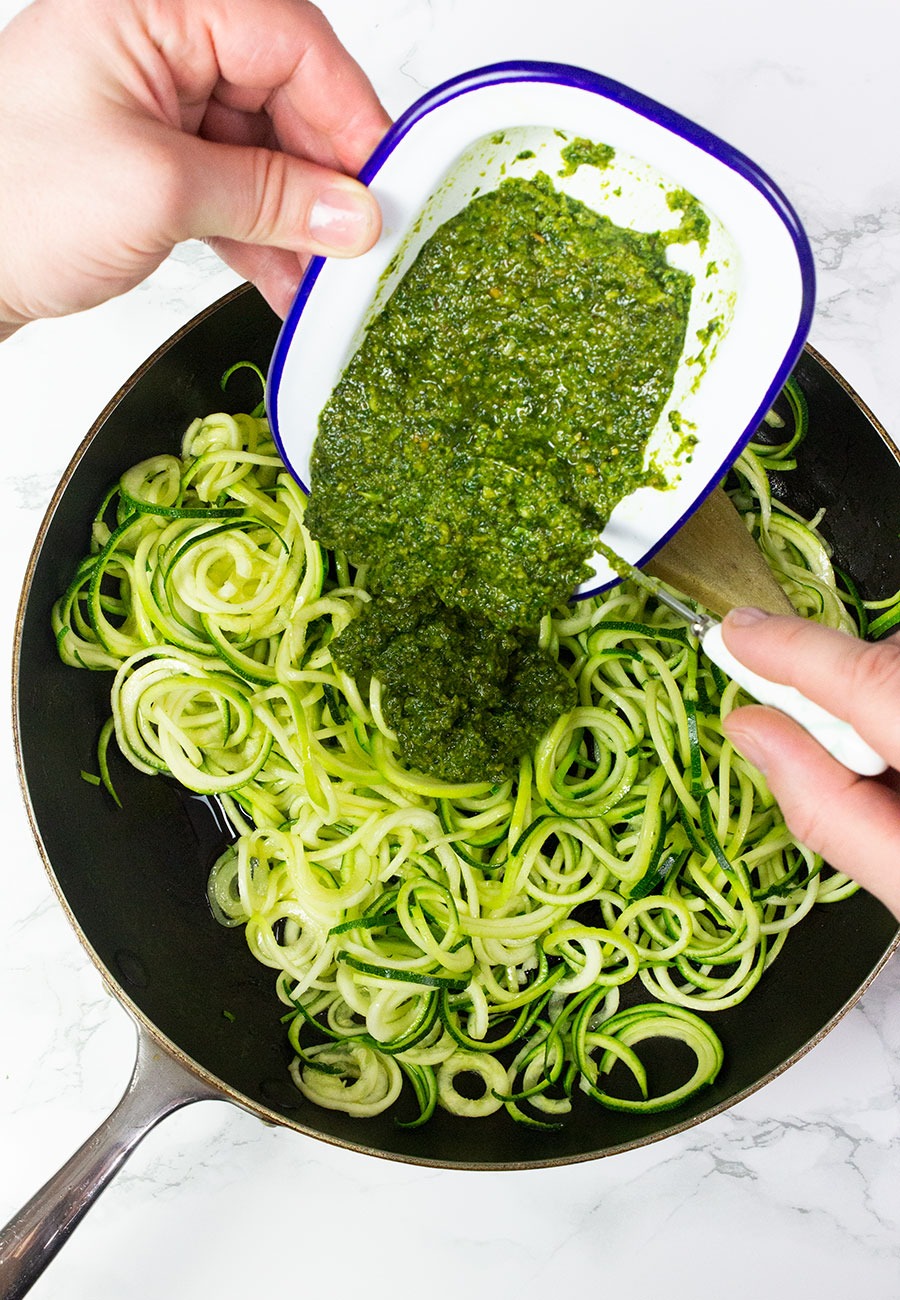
left=53, top=377, right=867, bottom=1127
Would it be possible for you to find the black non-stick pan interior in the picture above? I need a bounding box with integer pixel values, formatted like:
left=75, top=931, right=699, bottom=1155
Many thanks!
left=14, top=284, right=900, bottom=1168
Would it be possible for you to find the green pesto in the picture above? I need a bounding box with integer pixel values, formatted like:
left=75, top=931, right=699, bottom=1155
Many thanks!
left=307, top=172, right=693, bottom=628
left=306, top=171, right=697, bottom=781
left=558, top=137, right=616, bottom=177
left=695, top=315, right=724, bottom=348
left=665, top=187, right=711, bottom=252
left=593, top=538, right=659, bottom=595
left=688, top=313, right=725, bottom=389
left=332, top=591, right=575, bottom=783
left=668, top=409, right=698, bottom=460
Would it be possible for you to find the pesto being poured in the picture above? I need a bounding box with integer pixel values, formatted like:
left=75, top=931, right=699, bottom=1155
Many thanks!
left=304, top=168, right=699, bottom=781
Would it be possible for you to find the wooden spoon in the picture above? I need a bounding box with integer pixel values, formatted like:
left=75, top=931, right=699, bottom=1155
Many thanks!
left=646, top=485, right=793, bottom=617
left=638, top=486, right=888, bottom=774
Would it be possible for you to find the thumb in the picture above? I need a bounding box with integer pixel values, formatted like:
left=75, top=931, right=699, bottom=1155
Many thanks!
left=173, top=134, right=382, bottom=260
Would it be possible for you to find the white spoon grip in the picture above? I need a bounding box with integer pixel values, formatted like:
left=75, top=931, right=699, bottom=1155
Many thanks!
left=701, top=623, right=888, bottom=778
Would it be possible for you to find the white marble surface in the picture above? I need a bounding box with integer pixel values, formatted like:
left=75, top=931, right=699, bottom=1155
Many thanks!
left=2, top=0, right=900, bottom=1295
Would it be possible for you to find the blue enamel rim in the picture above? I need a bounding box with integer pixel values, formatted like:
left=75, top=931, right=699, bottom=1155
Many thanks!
left=266, top=60, right=816, bottom=593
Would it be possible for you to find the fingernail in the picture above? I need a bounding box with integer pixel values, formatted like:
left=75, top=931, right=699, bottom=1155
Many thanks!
left=309, top=186, right=375, bottom=252
left=725, top=606, right=769, bottom=628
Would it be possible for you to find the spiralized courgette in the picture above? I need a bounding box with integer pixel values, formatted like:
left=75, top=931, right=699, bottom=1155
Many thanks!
left=53, top=377, right=873, bottom=1127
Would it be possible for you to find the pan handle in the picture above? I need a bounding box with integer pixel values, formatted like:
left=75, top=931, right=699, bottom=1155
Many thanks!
left=0, top=1017, right=222, bottom=1299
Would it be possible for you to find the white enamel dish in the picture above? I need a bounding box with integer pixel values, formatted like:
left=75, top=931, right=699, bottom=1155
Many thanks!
left=267, top=61, right=815, bottom=594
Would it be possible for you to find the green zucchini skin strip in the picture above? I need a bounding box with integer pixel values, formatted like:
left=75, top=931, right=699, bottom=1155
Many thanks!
left=53, top=386, right=870, bottom=1126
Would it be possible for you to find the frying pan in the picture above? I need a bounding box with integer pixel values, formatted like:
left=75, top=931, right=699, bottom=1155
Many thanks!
left=3, top=282, right=899, bottom=1296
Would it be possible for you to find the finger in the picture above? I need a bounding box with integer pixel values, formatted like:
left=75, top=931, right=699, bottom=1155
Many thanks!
left=173, top=134, right=382, bottom=258
left=216, top=1, right=391, bottom=170
left=149, top=0, right=391, bottom=172
left=724, top=703, right=900, bottom=918
left=206, top=237, right=305, bottom=317
left=200, top=91, right=346, bottom=179
left=200, top=98, right=276, bottom=150
left=722, top=608, right=900, bottom=770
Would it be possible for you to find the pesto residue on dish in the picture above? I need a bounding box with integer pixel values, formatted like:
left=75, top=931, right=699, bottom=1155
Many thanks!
left=665, top=187, right=711, bottom=252
left=557, top=136, right=615, bottom=177
left=305, top=170, right=700, bottom=781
